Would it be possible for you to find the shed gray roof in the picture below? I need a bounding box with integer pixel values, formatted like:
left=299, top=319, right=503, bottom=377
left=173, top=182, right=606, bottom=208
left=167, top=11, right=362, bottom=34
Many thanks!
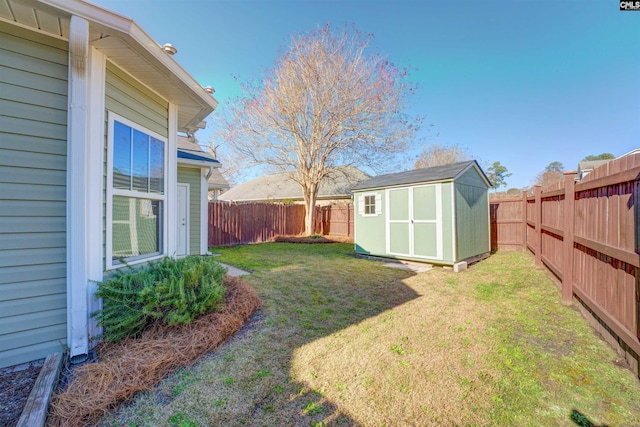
left=352, top=160, right=489, bottom=191
left=219, top=166, right=369, bottom=202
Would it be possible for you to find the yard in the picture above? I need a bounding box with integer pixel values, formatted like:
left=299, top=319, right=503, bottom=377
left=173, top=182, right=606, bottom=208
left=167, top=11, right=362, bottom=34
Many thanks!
left=97, top=243, right=640, bottom=426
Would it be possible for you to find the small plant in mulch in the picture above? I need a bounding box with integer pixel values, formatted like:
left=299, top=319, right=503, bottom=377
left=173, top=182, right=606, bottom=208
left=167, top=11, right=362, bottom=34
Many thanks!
left=93, top=256, right=227, bottom=342
left=47, top=257, right=261, bottom=427
left=274, top=235, right=353, bottom=244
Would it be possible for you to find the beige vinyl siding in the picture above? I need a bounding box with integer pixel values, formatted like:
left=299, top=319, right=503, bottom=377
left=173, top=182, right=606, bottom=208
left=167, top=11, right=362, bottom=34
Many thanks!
left=0, top=25, right=68, bottom=368
left=104, top=61, right=169, bottom=271
left=178, top=166, right=202, bottom=254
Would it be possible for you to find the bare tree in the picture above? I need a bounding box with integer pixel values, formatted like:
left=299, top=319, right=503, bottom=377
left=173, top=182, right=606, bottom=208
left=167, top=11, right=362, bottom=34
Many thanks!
left=207, top=140, right=242, bottom=187
left=414, top=143, right=470, bottom=169
left=215, top=24, right=420, bottom=234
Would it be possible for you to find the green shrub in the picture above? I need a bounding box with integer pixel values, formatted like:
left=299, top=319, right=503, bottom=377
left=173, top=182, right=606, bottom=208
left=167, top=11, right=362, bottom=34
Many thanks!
left=93, top=256, right=227, bottom=342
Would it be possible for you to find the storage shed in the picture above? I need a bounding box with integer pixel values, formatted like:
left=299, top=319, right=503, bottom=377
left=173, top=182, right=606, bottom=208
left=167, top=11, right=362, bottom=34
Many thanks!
left=352, top=161, right=491, bottom=269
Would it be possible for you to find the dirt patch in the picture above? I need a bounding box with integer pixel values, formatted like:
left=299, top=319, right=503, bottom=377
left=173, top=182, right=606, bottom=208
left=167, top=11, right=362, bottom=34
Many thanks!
left=274, top=235, right=352, bottom=244
left=0, top=359, right=43, bottom=427
left=47, top=276, right=261, bottom=427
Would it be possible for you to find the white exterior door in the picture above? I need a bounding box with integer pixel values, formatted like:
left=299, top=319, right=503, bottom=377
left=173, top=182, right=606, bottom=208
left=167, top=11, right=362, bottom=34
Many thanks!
left=176, top=183, right=189, bottom=257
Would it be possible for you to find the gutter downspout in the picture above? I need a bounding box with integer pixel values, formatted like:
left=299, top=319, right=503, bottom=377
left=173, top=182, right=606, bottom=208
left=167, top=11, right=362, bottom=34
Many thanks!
left=66, top=15, right=90, bottom=363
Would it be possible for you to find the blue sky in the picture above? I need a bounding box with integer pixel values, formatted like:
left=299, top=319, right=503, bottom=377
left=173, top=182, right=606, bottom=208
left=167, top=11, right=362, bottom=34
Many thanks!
left=91, top=0, right=639, bottom=189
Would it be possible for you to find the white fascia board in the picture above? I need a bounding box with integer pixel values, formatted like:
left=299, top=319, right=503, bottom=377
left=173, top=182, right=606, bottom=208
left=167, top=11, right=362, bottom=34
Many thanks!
left=353, top=178, right=455, bottom=193
left=127, top=23, right=219, bottom=109
left=177, top=158, right=221, bottom=168
left=41, top=0, right=218, bottom=113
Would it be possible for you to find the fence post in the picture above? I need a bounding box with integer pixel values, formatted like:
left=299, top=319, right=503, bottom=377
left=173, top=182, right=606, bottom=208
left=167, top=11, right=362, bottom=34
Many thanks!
left=534, top=184, right=542, bottom=267
left=562, top=171, right=576, bottom=304
left=521, top=190, right=528, bottom=251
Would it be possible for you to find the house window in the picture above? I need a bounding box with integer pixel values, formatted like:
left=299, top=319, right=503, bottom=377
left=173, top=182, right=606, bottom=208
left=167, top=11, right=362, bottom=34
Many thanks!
left=364, top=195, right=376, bottom=215
left=108, top=113, right=166, bottom=267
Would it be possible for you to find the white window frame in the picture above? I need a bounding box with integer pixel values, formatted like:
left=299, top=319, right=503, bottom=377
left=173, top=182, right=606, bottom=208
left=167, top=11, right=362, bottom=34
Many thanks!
left=364, top=194, right=376, bottom=215
left=359, top=192, right=381, bottom=217
left=106, top=111, right=168, bottom=270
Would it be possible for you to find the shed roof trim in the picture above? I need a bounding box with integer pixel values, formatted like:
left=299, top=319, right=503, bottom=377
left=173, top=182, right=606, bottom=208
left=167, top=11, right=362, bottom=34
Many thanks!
left=352, top=161, right=490, bottom=191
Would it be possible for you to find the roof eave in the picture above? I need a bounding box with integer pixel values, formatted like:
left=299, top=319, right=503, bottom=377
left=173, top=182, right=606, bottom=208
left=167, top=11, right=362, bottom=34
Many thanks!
left=453, top=160, right=492, bottom=187
left=177, top=158, right=221, bottom=168
left=38, top=0, right=218, bottom=132
left=352, top=177, right=455, bottom=192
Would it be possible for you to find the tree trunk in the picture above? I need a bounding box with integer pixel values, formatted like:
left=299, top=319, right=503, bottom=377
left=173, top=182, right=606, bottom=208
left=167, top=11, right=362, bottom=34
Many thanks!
left=302, top=184, right=318, bottom=236
left=304, top=202, right=315, bottom=236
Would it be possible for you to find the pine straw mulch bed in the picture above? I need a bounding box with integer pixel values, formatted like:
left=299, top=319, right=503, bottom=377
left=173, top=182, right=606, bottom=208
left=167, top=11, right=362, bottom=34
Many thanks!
left=273, top=235, right=353, bottom=244
left=47, top=276, right=261, bottom=427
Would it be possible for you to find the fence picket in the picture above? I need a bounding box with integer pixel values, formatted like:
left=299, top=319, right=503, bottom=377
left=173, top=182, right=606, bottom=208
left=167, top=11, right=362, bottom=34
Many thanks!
left=489, top=153, right=640, bottom=364
left=208, top=203, right=354, bottom=247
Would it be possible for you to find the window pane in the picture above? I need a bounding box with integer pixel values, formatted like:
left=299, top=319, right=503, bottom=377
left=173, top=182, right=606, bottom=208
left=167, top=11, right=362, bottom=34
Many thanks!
left=113, top=121, right=131, bottom=189
left=112, top=196, right=162, bottom=262
left=149, top=137, right=164, bottom=194
left=132, top=130, right=149, bottom=192
left=364, top=195, right=375, bottom=215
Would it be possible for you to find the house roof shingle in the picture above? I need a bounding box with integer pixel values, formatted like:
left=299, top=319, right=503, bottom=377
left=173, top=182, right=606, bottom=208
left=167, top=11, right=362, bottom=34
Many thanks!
left=219, top=166, right=369, bottom=202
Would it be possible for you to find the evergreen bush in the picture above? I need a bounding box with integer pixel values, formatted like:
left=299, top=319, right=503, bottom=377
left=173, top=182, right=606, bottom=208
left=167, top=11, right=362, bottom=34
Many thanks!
left=93, top=256, right=227, bottom=342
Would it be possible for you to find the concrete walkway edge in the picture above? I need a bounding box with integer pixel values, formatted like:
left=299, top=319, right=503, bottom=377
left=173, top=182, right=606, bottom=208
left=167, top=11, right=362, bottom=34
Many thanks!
left=220, top=263, right=250, bottom=277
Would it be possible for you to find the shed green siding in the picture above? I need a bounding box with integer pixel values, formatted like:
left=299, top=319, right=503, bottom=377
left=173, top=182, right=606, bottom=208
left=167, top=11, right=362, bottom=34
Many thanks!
left=354, top=190, right=386, bottom=255
left=178, top=166, right=202, bottom=254
left=354, top=183, right=455, bottom=264
left=440, top=182, right=454, bottom=263
left=104, top=61, right=169, bottom=270
left=454, top=168, right=490, bottom=261
left=353, top=165, right=489, bottom=266
left=0, top=26, right=68, bottom=368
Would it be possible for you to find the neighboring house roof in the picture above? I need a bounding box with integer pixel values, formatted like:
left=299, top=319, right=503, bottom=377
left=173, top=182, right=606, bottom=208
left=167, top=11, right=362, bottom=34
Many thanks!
left=619, top=148, right=640, bottom=158
left=577, top=160, right=610, bottom=180
left=219, top=166, right=369, bottom=202
left=208, top=169, right=230, bottom=191
left=1, top=0, right=218, bottom=133
left=352, top=160, right=490, bottom=191
left=177, top=136, right=220, bottom=167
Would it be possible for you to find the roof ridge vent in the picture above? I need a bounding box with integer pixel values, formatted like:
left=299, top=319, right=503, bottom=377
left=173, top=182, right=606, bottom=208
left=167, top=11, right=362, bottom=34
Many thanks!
left=162, top=43, right=177, bottom=55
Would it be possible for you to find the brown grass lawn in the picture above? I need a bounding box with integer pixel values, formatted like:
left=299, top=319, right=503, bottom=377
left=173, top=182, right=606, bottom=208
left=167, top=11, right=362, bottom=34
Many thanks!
left=97, top=244, right=640, bottom=427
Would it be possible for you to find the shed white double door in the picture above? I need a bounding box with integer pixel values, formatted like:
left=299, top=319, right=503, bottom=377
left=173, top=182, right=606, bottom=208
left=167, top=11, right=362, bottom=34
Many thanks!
left=386, top=184, right=443, bottom=260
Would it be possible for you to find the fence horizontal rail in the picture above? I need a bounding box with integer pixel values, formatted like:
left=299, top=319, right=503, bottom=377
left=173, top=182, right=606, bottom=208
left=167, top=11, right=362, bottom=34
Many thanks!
left=208, top=202, right=353, bottom=247
left=489, top=152, right=640, bottom=374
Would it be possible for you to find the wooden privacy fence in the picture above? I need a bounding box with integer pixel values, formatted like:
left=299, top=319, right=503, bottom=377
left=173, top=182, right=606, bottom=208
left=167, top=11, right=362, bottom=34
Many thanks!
left=208, top=202, right=354, bottom=246
left=490, top=153, right=640, bottom=369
